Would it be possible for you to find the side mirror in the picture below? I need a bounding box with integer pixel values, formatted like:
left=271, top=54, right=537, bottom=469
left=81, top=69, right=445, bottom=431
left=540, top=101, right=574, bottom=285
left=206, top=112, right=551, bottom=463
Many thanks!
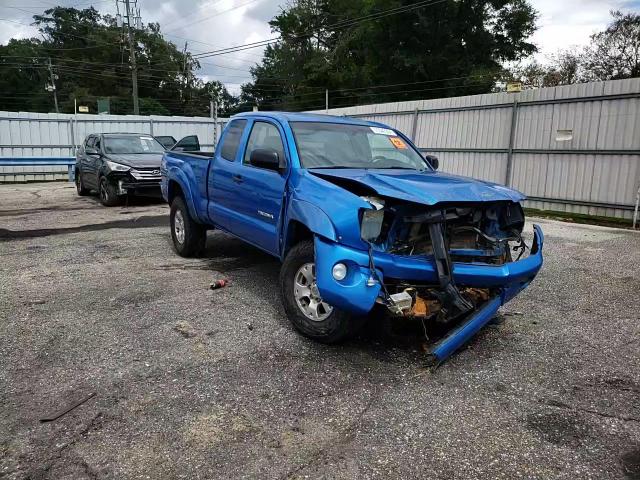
left=425, top=154, right=439, bottom=170
left=86, top=147, right=99, bottom=155
left=250, top=148, right=281, bottom=171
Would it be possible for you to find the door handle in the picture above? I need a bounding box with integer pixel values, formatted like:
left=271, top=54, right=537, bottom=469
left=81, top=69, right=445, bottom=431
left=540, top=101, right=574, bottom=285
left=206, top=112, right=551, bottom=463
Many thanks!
left=232, top=174, right=243, bottom=183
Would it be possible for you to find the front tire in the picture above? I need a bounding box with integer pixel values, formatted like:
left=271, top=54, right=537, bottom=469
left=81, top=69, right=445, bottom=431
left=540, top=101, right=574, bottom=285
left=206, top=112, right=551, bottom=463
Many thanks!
left=75, top=170, right=90, bottom=196
left=170, top=196, right=206, bottom=257
left=280, top=240, right=362, bottom=344
left=99, top=176, right=121, bottom=206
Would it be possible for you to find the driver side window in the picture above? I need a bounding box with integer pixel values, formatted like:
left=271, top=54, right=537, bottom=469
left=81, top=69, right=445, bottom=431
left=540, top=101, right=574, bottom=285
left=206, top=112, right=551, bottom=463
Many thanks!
left=243, top=121, right=285, bottom=166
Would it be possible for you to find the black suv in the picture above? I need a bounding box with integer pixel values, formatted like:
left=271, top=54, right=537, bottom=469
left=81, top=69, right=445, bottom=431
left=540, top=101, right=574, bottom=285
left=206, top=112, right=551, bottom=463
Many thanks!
left=75, top=133, right=166, bottom=206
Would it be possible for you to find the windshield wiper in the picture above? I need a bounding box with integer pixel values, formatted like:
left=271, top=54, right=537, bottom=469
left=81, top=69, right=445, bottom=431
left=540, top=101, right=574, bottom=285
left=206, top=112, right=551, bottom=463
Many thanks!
left=308, top=166, right=362, bottom=169
left=374, top=166, right=424, bottom=171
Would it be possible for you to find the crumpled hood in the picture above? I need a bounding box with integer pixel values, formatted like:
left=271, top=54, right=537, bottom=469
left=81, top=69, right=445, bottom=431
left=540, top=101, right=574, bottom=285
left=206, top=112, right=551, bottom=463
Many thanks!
left=105, top=153, right=163, bottom=169
left=308, top=168, right=525, bottom=205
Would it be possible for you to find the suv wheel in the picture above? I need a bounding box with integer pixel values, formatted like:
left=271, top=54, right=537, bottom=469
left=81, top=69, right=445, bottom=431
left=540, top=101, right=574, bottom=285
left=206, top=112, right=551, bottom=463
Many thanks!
left=75, top=170, right=90, bottom=196
left=99, top=176, right=121, bottom=206
left=170, top=196, right=206, bottom=257
left=280, top=240, right=363, bottom=343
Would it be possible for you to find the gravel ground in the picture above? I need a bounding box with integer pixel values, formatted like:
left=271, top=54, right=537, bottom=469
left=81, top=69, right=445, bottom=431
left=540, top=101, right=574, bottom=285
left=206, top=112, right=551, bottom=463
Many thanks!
left=1, top=182, right=639, bottom=480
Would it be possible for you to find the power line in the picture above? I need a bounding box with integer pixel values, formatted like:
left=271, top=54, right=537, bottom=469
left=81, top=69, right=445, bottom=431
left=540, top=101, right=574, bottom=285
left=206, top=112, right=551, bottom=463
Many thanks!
left=164, top=34, right=265, bottom=62
left=0, top=57, right=325, bottom=87
left=193, top=0, right=448, bottom=59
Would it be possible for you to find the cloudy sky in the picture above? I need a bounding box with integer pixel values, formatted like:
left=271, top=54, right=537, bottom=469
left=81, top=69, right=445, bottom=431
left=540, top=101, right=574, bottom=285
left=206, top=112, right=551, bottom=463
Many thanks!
left=1, top=0, right=639, bottom=93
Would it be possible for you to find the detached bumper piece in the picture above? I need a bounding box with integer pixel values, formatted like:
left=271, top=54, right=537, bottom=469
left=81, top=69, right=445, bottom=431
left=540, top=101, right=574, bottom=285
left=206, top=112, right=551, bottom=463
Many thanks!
left=429, top=295, right=502, bottom=364
left=428, top=275, right=534, bottom=365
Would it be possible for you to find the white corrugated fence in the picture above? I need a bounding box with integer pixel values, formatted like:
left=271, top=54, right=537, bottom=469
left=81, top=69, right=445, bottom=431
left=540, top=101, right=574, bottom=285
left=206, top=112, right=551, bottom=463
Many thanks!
left=0, top=112, right=227, bottom=182
left=1, top=78, right=639, bottom=220
left=314, top=78, right=640, bottom=220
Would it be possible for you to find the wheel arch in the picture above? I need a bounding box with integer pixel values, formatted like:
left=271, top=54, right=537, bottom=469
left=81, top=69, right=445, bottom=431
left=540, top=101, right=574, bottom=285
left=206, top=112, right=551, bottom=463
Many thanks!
left=165, top=170, right=200, bottom=222
left=282, top=199, right=337, bottom=259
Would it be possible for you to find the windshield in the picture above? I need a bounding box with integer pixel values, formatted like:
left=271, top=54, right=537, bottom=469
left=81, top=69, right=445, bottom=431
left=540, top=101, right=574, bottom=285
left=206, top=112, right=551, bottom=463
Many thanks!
left=103, top=135, right=165, bottom=154
left=290, top=122, right=428, bottom=170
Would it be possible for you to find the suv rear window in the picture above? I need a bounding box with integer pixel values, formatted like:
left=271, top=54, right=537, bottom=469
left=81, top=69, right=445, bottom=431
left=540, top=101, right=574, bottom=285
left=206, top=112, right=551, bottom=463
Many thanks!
left=220, top=119, right=247, bottom=161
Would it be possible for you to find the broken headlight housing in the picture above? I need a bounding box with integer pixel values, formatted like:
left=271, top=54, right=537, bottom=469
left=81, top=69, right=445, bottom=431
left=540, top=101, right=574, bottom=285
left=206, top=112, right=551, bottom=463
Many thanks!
left=360, top=196, right=385, bottom=242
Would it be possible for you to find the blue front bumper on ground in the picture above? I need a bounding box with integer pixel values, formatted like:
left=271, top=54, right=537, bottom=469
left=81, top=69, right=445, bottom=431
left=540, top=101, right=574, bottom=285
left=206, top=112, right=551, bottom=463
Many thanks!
left=315, top=224, right=544, bottom=316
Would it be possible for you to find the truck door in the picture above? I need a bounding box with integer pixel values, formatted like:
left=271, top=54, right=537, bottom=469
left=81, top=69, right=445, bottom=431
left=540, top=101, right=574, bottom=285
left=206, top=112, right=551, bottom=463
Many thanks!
left=233, top=120, right=288, bottom=254
left=208, top=119, right=249, bottom=232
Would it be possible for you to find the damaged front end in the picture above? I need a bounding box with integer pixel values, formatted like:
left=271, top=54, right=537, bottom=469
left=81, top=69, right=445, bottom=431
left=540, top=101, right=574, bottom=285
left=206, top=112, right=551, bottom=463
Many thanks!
left=314, top=196, right=543, bottom=363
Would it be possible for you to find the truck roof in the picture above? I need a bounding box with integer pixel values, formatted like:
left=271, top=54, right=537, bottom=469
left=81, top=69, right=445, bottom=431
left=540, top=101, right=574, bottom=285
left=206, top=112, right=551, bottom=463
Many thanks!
left=231, top=111, right=387, bottom=128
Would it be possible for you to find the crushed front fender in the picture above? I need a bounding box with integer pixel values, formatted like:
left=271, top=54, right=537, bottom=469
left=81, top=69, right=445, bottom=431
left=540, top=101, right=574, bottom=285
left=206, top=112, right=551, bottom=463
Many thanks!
left=314, top=236, right=382, bottom=315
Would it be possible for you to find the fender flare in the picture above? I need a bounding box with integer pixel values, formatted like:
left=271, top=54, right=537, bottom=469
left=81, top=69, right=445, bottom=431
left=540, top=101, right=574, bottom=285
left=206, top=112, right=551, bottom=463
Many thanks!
left=166, top=166, right=201, bottom=222
left=284, top=198, right=337, bottom=247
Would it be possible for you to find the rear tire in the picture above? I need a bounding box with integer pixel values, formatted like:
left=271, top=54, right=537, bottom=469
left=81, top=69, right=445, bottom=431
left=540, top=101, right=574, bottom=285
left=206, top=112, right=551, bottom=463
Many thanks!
left=170, top=196, right=206, bottom=257
left=279, top=240, right=363, bottom=344
left=75, top=170, right=90, bottom=196
left=99, top=176, right=121, bottom=206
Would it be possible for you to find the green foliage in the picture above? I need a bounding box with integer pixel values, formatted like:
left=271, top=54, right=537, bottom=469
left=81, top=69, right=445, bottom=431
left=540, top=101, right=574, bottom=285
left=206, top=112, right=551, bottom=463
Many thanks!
left=503, top=10, right=640, bottom=89
left=241, top=0, right=538, bottom=110
left=0, top=6, right=235, bottom=115
left=583, top=11, right=640, bottom=81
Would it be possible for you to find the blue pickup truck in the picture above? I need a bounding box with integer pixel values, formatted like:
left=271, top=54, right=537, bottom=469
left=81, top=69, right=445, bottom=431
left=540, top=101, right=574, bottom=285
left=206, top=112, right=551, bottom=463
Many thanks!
left=161, top=112, right=543, bottom=363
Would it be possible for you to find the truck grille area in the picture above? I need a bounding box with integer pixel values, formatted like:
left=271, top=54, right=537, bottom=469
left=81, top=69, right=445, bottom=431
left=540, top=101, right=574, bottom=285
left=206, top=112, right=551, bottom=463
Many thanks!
left=369, top=201, right=526, bottom=265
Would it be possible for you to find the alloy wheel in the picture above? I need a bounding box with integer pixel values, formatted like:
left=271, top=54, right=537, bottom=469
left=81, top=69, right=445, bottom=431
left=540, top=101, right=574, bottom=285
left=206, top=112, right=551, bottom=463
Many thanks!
left=174, top=209, right=186, bottom=244
left=293, top=262, right=333, bottom=321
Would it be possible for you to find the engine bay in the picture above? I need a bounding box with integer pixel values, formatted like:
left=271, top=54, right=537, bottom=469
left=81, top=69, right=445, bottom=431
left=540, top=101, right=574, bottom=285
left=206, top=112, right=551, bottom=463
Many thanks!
left=360, top=197, right=529, bottom=325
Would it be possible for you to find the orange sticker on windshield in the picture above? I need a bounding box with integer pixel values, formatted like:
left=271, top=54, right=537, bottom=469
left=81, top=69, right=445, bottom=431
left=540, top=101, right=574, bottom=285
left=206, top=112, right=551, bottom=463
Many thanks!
left=389, top=136, right=407, bottom=149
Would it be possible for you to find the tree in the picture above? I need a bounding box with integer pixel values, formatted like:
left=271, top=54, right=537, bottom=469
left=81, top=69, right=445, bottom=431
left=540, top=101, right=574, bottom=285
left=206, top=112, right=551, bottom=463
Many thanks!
left=502, top=10, right=640, bottom=90
left=583, top=11, right=640, bottom=81
left=502, top=50, right=584, bottom=89
left=242, top=0, right=538, bottom=110
left=0, top=6, right=239, bottom=115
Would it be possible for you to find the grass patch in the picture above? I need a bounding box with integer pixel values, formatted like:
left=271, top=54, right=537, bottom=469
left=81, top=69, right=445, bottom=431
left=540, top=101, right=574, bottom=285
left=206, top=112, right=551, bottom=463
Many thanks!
left=524, top=208, right=635, bottom=229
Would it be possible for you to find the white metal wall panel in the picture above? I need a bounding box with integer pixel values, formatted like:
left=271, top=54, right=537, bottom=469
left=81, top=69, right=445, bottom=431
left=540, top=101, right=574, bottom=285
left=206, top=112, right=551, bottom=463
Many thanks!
left=603, top=77, right=640, bottom=95
left=514, top=103, right=555, bottom=149
left=510, top=154, right=549, bottom=198
left=590, top=154, right=640, bottom=206
left=543, top=153, right=596, bottom=202
left=549, top=101, right=602, bottom=150
left=415, top=107, right=511, bottom=149
left=596, top=98, right=640, bottom=150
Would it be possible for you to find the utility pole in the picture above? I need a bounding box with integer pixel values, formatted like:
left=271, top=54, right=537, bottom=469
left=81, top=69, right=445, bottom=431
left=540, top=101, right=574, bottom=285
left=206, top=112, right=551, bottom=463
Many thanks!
left=46, top=58, right=59, bottom=113
left=181, top=41, right=189, bottom=102
left=120, top=0, right=140, bottom=115
left=325, top=89, right=328, bottom=114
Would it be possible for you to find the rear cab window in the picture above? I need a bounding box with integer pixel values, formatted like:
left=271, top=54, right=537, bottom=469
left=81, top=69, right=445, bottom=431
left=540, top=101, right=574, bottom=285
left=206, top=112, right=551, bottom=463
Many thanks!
left=219, top=119, right=247, bottom=161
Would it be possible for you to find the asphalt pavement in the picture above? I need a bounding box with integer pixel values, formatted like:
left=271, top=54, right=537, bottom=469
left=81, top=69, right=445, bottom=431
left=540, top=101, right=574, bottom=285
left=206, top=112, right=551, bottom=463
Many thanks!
left=1, top=182, right=639, bottom=480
